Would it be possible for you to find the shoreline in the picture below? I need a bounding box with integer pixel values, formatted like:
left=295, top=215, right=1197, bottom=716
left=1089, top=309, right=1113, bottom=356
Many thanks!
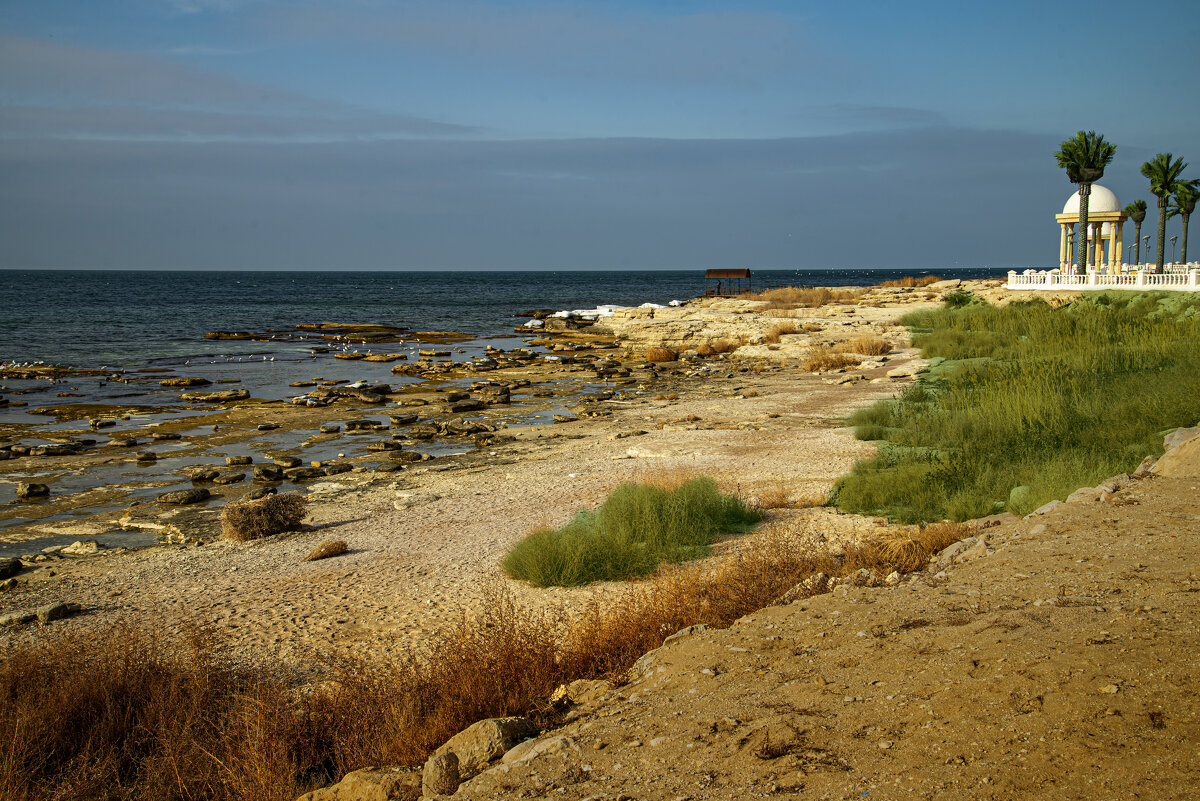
left=0, top=279, right=984, bottom=663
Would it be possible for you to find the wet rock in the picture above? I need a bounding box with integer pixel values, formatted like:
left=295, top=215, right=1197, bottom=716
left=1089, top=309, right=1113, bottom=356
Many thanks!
left=285, top=466, right=326, bottom=481
left=422, top=752, right=460, bottom=796
left=322, top=463, right=351, bottom=475
left=150, top=432, right=182, bottom=440
left=389, top=450, right=425, bottom=464
left=367, top=440, right=404, bottom=451
left=407, top=424, right=439, bottom=440
left=256, top=423, right=279, bottom=431
left=273, top=456, right=303, bottom=468
left=373, top=462, right=401, bottom=472
left=253, top=465, right=283, bottom=482
left=318, top=424, right=341, bottom=434
left=179, top=389, right=250, bottom=402
left=135, top=451, right=157, bottom=462
left=449, top=398, right=486, bottom=413
left=0, top=557, right=23, bottom=580
left=444, top=391, right=471, bottom=402
left=396, top=397, right=428, bottom=406
left=159, top=377, right=211, bottom=387
left=212, top=472, right=245, bottom=485
left=16, top=482, right=50, bottom=500
left=189, top=468, right=220, bottom=482
left=30, top=443, right=79, bottom=456
left=37, top=601, right=81, bottom=624
left=225, top=455, right=253, bottom=466
left=552, top=414, right=579, bottom=423
left=245, top=486, right=277, bottom=500
left=389, top=414, right=419, bottom=427
left=157, top=488, right=211, bottom=505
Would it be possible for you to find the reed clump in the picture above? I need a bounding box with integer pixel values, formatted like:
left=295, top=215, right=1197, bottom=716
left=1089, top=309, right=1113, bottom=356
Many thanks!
left=748, top=286, right=860, bottom=310
left=834, top=292, right=1200, bottom=522
left=644, top=347, right=677, bottom=363
left=502, top=477, right=762, bottom=587
left=849, top=335, right=892, bottom=356
left=803, top=346, right=860, bottom=372
left=221, top=493, right=307, bottom=541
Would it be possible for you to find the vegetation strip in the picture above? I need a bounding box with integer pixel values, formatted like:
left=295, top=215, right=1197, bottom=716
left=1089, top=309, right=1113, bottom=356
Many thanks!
left=834, top=291, right=1200, bottom=522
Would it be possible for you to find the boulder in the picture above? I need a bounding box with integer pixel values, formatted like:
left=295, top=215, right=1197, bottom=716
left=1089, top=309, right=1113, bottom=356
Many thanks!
left=157, top=488, right=211, bottom=505
left=189, top=468, right=220, bottom=482
left=245, top=486, right=277, bottom=500
left=422, top=753, right=460, bottom=797
left=274, top=455, right=304, bottom=468
left=212, top=473, right=245, bottom=485
left=294, top=766, right=418, bottom=801
left=226, top=455, right=253, bottom=466
left=433, top=716, right=537, bottom=777
left=0, top=557, right=23, bottom=580
left=16, top=482, right=50, bottom=500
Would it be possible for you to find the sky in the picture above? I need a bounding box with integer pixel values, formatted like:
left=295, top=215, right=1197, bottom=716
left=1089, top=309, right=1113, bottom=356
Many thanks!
left=1, top=0, right=1198, bottom=271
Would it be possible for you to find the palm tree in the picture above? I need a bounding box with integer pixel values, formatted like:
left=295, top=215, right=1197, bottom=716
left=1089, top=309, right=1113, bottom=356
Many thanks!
left=1140, top=153, right=1189, bottom=273
left=1055, top=131, right=1116, bottom=275
left=1124, top=200, right=1147, bottom=265
left=1167, top=182, right=1199, bottom=264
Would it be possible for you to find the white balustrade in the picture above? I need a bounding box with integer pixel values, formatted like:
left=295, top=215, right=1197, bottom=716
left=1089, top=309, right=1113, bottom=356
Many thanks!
left=1006, top=267, right=1200, bottom=292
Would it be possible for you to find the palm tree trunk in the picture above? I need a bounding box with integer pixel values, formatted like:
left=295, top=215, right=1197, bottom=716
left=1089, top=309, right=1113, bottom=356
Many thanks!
left=1133, top=221, right=1142, bottom=265
left=1156, top=196, right=1168, bottom=274
left=1077, top=183, right=1091, bottom=276
left=1182, top=212, right=1191, bottom=264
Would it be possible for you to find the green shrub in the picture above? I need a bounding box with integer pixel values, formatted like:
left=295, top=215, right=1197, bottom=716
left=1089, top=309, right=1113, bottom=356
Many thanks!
left=503, top=477, right=762, bottom=586
left=836, top=293, right=1200, bottom=522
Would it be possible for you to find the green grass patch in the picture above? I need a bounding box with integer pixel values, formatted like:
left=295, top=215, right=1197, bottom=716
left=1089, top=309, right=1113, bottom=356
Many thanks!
left=834, top=292, right=1200, bottom=523
left=503, top=477, right=762, bottom=587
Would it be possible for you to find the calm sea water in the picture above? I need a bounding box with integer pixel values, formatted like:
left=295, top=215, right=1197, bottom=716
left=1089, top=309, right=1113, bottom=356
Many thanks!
left=0, top=268, right=1006, bottom=369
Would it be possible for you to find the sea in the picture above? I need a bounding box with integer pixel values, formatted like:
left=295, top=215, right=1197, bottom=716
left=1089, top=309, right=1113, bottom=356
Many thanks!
left=0, top=267, right=1007, bottom=543
left=0, top=268, right=1007, bottom=370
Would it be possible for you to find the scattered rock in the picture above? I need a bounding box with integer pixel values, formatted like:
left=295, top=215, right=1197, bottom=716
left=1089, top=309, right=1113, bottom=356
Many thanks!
left=245, top=486, right=277, bottom=500
left=0, top=610, right=36, bottom=627
left=253, top=465, right=284, bottom=482
left=61, top=540, right=102, bottom=556
left=159, top=377, right=211, bottom=387
left=274, top=456, right=304, bottom=468
left=226, top=455, right=253, bottom=466
left=0, top=558, right=24, bottom=580
left=212, top=472, right=245, bottom=485
left=189, top=468, right=220, bottom=482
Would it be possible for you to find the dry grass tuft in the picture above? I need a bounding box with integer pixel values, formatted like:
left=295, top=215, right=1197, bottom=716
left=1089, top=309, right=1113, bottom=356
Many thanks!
left=916, top=521, right=973, bottom=553
left=803, top=346, right=860, bottom=373
left=871, top=534, right=931, bottom=573
left=763, top=322, right=800, bottom=344
left=878, top=275, right=942, bottom=288
left=644, top=347, right=677, bottom=363
left=791, top=492, right=828, bottom=509
left=849, top=335, right=892, bottom=356
left=305, top=539, right=348, bottom=562
left=695, top=343, right=715, bottom=357
left=755, top=485, right=793, bottom=509
left=653, top=393, right=679, bottom=401
left=221, top=493, right=307, bottom=541
left=801, top=322, right=822, bottom=332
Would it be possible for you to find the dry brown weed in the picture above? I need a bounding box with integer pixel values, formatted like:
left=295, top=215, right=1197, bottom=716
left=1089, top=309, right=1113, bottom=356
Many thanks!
left=221, top=493, right=307, bottom=541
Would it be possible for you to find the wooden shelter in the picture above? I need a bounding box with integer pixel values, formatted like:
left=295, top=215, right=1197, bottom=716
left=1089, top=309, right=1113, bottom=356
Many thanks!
left=703, top=268, right=751, bottom=297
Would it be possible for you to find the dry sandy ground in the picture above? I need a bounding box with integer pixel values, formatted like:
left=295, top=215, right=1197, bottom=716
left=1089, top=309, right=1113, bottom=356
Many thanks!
left=450, top=444, right=1200, bottom=801
left=0, top=352, right=915, bottom=664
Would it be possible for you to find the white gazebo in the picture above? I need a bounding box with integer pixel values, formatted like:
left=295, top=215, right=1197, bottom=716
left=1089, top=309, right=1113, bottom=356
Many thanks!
left=1055, top=185, right=1127, bottom=274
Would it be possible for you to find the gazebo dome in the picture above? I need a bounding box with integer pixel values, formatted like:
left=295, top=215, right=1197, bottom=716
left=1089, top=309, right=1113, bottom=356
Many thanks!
left=1062, top=184, right=1121, bottom=215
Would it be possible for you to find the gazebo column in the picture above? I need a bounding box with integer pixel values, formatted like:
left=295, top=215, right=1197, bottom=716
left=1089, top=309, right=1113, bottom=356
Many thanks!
left=1092, top=223, right=1103, bottom=270
left=1065, top=224, right=1074, bottom=269
left=1114, top=223, right=1123, bottom=272
left=1059, top=224, right=1068, bottom=269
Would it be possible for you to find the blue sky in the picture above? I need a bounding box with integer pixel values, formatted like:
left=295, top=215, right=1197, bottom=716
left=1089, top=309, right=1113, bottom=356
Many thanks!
left=1, top=0, right=1198, bottom=270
